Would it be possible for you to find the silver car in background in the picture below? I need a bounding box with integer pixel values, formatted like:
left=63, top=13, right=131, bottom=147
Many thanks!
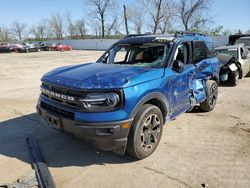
left=215, top=44, right=250, bottom=86
left=236, top=37, right=250, bottom=51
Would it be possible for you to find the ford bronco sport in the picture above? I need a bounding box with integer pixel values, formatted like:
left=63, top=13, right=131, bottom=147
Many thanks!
left=37, top=32, right=220, bottom=159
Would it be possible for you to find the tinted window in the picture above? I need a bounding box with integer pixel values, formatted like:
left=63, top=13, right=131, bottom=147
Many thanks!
left=192, top=41, right=208, bottom=64
left=205, top=42, right=216, bottom=57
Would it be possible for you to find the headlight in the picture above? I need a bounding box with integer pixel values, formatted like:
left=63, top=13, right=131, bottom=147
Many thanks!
left=79, top=92, right=121, bottom=111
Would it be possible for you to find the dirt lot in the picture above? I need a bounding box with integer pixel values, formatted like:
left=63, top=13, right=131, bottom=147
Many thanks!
left=0, top=51, right=250, bottom=188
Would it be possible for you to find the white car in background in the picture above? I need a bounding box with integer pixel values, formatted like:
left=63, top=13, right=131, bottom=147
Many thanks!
left=236, top=37, right=250, bottom=51
left=215, top=44, right=250, bottom=86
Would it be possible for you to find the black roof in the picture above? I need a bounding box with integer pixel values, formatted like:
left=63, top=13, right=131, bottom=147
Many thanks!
left=117, top=35, right=173, bottom=44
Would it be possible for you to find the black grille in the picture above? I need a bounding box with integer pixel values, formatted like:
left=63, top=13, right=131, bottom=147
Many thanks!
left=41, top=83, right=83, bottom=109
left=42, top=83, right=85, bottom=97
left=41, top=102, right=74, bottom=119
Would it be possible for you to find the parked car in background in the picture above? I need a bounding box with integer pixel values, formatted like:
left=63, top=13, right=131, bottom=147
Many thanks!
left=18, top=43, right=40, bottom=53
left=49, top=43, right=72, bottom=52
left=216, top=44, right=250, bottom=86
left=0, top=43, right=11, bottom=53
left=235, top=37, right=250, bottom=51
left=38, top=42, right=51, bottom=51
left=0, top=43, right=22, bottom=53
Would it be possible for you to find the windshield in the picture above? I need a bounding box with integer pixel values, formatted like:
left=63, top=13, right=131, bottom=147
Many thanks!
left=98, top=43, right=170, bottom=67
left=235, top=38, right=250, bottom=46
left=216, top=49, right=238, bottom=59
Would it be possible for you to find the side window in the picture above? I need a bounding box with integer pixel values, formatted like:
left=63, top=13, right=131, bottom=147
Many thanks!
left=205, top=42, right=216, bottom=57
left=192, top=41, right=208, bottom=64
left=173, top=43, right=189, bottom=65
left=114, top=48, right=127, bottom=62
left=108, top=47, right=127, bottom=63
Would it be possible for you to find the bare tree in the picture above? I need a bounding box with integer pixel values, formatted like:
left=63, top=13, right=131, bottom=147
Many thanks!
left=143, top=0, right=163, bottom=34
left=127, top=6, right=145, bottom=34
left=75, top=17, right=87, bottom=39
left=143, top=0, right=174, bottom=34
left=88, top=0, right=114, bottom=38
left=29, top=24, right=39, bottom=39
left=30, top=19, right=49, bottom=40
left=11, top=21, right=27, bottom=41
left=0, top=25, right=11, bottom=42
left=159, top=1, right=175, bottom=34
left=177, top=0, right=212, bottom=31
left=49, top=13, right=64, bottom=40
left=37, top=19, right=49, bottom=39
left=66, top=12, right=77, bottom=39
left=123, top=5, right=129, bottom=35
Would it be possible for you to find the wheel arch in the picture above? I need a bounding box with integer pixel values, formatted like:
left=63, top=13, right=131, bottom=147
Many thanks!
left=129, top=92, right=170, bottom=123
left=210, top=73, right=219, bottom=84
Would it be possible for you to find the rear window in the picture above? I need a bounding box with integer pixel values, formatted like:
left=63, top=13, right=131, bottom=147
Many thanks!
left=215, top=49, right=238, bottom=59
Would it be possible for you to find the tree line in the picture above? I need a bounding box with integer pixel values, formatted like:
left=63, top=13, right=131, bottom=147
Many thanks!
left=0, top=0, right=249, bottom=42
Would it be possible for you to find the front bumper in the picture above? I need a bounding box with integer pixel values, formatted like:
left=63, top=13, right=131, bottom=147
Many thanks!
left=37, top=104, right=133, bottom=154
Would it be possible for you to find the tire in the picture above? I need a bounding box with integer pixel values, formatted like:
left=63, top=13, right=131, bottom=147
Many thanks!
left=126, top=104, right=163, bottom=159
left=229, top=70, right=239, bottom=86
left=200, top=80, right=218, bottom=112
left=60, top=48, right=64, bottom=52
left=26, top=49, right=29, bottom=53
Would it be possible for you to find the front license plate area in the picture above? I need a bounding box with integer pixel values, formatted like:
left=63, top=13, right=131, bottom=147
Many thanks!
left=46, top=114, right=61, bottom=129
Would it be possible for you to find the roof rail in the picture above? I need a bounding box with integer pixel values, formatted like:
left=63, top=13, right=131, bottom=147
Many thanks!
left=174, top=31, right=204, bottom=37
left=124, top=34, right=151, bottom=38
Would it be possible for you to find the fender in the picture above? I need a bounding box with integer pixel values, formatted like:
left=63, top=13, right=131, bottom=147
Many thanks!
left=129, top=92, right=171, bottom=122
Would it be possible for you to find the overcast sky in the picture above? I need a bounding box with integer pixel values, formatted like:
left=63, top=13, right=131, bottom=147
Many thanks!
left=0, top=0, right=249, bottom=32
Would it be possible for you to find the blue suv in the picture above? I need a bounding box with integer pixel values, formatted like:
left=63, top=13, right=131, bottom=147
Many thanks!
left=37, top=32, right=220, bottom=159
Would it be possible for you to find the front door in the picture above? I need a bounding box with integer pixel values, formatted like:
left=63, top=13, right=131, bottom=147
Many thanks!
left=169, top=42, right=196, bottom=118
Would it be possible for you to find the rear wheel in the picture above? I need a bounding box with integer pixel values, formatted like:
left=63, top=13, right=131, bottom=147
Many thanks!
left=200, top=80, right=218, bottom=112
left=126, top=104, right=163, bottom=159
left=229, top=70, right=239, bottom=86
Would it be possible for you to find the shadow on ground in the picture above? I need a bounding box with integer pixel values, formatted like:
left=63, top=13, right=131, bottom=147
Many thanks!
left=0, top=113, right=134, bottom=168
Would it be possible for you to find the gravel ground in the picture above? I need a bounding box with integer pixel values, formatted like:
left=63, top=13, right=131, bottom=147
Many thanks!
left=0, top=50, right=250, bottom=188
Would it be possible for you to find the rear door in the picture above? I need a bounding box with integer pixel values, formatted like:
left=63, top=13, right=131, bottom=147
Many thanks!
left=189, top=41, right=210, bottom=103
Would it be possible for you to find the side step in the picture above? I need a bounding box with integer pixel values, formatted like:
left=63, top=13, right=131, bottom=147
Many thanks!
left=26, top=136, right=55, bottom=188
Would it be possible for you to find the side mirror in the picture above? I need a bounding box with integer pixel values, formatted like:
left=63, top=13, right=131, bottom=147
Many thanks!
left=172, top=60, right=184, bottom=73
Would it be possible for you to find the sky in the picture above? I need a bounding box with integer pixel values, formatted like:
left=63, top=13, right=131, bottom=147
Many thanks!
left=0, top=0, right=249, bottom=33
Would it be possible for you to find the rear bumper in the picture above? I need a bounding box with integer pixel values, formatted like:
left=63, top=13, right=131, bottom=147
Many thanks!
left=37, top=104, right=133, bottom=154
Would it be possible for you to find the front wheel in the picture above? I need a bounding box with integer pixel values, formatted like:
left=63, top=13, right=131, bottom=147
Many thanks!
left=200, top=80, right=218, bottom=112
left=126, top=104, right=163, bottom=159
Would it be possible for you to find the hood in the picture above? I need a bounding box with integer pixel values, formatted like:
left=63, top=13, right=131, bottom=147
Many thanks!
left=42, top=63, right=164, bottom=89
left=217, top=54, right=234, bottom=67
